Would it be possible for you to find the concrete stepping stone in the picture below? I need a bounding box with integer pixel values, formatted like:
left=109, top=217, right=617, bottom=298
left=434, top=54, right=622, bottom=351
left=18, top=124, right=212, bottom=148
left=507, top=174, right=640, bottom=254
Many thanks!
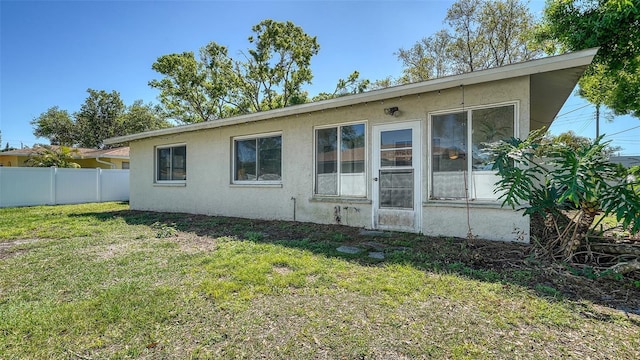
left=336, top=245, right=362, bottom=254
left=361, top=241, right=386, bottom=251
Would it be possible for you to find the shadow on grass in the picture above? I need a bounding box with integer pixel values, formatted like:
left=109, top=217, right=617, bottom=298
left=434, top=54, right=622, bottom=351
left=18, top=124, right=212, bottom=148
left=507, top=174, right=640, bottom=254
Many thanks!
left=78, top=209, right=640, bottom=319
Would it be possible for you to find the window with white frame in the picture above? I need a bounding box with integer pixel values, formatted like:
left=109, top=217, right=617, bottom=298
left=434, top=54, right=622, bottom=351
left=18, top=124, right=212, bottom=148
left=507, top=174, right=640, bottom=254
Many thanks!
left=315, top=123, right=366, bottom=197
left=234, top=133, right=282, bottom=183
left=156, top=144, right=186, bottom=182
left=430, top=103, right=515, bottom=200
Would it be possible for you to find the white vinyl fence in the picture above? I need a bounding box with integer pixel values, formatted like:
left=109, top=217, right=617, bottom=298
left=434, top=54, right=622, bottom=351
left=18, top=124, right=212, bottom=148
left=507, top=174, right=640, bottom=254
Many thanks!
left=0, top=167, right=129, bottom=208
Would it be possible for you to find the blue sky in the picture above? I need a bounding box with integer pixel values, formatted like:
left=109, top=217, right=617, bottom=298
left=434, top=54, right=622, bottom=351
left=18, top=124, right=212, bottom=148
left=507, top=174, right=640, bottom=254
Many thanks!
left=1, top=0, right=638, bottom=155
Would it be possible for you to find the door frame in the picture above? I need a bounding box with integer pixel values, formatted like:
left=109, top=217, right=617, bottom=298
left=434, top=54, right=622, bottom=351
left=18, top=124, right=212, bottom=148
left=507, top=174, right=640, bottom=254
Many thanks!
left=371, top=120, right=422, bottom=232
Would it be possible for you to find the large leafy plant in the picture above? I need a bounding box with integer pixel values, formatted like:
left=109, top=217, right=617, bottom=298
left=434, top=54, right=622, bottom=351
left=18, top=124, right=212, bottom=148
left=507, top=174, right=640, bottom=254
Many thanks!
left=491, top=129, right=640, bottom=259
left=26, top=146, right=81, bottom=168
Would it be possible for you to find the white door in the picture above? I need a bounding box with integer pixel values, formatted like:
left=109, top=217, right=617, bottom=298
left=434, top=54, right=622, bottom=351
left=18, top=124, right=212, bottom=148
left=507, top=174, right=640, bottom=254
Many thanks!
left=372, top=121, right=422, bottom=232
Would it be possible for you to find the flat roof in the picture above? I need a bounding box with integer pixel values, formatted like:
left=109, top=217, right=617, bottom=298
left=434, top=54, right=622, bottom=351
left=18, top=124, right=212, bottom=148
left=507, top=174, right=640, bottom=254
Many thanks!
left=105, top=48, right=598, bottom=145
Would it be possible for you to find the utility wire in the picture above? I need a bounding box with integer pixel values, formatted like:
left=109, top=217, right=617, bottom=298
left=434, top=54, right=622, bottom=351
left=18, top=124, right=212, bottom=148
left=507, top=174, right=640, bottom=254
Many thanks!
left=553, top=117, right=596, bottom=125
left=554, top=104, right=591, bottom=119
left=554, top=113, right=593, bottom=121
left=575, top=118, right=593, bottom=135
left=604, top=124, right=640, bottom=137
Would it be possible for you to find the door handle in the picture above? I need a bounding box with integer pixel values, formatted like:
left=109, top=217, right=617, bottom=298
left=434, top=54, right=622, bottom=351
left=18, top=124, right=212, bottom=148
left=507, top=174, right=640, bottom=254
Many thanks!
left=373, top=177, right=378, bottom=181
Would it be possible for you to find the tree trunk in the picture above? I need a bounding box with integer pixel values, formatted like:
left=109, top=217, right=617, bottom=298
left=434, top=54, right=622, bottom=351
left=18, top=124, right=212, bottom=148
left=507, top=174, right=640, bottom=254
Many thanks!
left=590, top=243, right=640, bottom=256
left=562, top=209, right=598, bottom=260
left=609, top=259, right=640, bottom=275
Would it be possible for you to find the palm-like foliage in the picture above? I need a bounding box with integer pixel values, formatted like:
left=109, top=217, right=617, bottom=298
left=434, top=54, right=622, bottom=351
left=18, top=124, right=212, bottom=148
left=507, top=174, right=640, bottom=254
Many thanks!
left=25, top=146, right=81, bottom=168
left=490, top=129, right=640, bottom=259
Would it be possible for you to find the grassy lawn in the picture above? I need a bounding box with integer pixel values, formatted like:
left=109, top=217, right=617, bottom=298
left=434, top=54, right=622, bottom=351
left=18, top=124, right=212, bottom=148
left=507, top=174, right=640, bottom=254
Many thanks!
left=1, top=202, right=639, bottom=359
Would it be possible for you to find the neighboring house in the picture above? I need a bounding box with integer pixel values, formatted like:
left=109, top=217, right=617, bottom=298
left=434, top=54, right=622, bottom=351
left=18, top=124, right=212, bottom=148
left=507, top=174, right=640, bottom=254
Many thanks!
left=105, top=49, right=598, bottom=243
left=609, top=156, right=640, bottom=168
left=0, top=146, right=130, bottom=169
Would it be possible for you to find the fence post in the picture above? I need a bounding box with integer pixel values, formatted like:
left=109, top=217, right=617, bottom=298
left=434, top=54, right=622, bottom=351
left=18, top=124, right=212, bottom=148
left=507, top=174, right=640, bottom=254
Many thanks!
left=97, top=168, right=102, bottom=203
left=50, top=167, right=57, bottom=205
left=0, top=167, right=3, bottom=207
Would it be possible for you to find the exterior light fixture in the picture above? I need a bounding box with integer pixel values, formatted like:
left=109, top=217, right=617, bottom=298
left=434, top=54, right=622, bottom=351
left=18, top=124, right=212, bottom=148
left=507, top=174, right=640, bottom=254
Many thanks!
left=384, top=106, right=400, bottom=117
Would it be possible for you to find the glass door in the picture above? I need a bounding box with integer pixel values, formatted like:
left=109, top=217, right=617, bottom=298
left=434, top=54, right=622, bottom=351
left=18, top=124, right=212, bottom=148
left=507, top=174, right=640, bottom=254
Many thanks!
left=372, top=121, right=421, bottom=232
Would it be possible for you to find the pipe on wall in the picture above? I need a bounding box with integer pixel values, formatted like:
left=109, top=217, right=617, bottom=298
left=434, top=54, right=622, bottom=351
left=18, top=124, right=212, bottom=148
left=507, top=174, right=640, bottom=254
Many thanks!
left=95, top=156, right=116, bottom=169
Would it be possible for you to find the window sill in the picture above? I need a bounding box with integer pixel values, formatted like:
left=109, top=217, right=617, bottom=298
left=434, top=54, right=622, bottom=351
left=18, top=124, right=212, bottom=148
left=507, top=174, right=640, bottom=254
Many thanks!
left=154, top=182, right=186, bottom=187
left=423, top=199, right=505, bottom=209
left=310, top=196, right=371, bottom=204
left=229, top=183, right=283, bottom=188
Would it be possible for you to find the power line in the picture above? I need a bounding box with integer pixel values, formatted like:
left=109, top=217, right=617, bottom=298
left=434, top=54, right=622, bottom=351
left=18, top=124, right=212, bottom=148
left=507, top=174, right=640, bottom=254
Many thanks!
left=554, top=104, right=591, bottom=119
left=604, top=124, right=640, bottom=137
left=554, top=113, right=593, bottom=121
left=575, top=118, right=593, bottom=135
left=613, top=137, right=640, bottom=140
left=553, top=116, right=595, bottom=125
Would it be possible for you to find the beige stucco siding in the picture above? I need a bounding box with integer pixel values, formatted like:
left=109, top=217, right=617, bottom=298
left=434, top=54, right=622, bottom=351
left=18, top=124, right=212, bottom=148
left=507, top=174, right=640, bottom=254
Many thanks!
left=74, top=158, right=128, bottom=169
left=0, top=155, right=21, bottom=167
left=129, top=76, right=531, bottom=242
left=0, top=155, right=128, bottom=169
left=423, top=204, right=529, bottom=241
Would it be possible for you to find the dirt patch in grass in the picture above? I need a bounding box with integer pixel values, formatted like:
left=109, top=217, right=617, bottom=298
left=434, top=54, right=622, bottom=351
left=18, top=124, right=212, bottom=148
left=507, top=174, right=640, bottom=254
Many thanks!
left=174, top=233, right=217, bottom=254
left=272, top=266, right=293, bottom=275
left=77, top=232, right=216, bottom=260
left=91, top=242, right=139, bottom=260
left=0, top=238, right=41, bottom=260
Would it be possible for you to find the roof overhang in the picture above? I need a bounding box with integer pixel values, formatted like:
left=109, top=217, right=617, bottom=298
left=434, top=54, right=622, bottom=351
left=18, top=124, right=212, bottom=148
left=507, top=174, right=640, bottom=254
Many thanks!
left=105, top=48, right=598, bottom=145
left=530, top=67, right=589, bottom=131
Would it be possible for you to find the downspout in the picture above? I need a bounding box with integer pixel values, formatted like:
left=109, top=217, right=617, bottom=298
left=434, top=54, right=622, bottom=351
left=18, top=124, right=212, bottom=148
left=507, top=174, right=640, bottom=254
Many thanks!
left=95, top=156, right=116, bottom=169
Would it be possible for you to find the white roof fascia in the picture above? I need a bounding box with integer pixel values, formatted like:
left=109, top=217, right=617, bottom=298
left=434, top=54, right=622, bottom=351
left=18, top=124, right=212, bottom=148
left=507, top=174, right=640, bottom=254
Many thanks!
left=105, top=48, right=598, bottom=145
left=96, top=155, right=130, bottom=159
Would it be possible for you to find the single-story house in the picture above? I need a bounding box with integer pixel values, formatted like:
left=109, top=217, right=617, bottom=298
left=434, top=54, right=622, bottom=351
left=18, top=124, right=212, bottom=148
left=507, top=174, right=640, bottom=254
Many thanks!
left=105, top=48, right=598, bottom=242
left=0, top=146, right=130, bottom=169
left=609, top=156, right=640, bottom=168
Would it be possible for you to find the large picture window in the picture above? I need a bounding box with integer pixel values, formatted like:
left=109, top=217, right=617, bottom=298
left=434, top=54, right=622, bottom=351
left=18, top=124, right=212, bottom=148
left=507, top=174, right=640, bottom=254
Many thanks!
left=431, top=104, right=515, bottom=200
left=315, top=123, right=366, bottom=197
left=234, top=133, right=282, bottom=183
left=156, top=145, right=186, bottom=182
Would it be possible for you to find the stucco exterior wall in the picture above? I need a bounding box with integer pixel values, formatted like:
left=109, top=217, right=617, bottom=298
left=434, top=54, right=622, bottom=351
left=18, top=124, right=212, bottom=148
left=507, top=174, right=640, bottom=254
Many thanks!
left=75, top=158, right=128, bottom=169
left=423, top=204, right=529, bottom=242
left=0, top=155, right=21, bottom=167
left=0, top=155, right=128, bottom=169
left=129, top=76, right=531, bottom=242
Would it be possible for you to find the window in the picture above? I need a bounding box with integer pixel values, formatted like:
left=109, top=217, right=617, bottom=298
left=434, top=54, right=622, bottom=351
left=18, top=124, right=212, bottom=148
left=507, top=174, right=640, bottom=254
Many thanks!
left=156, top=145, right=186, bottom=182
left=379, top=128, right=415, bottom=209
left=315, top=123, right=366, bottom=196
left=234, top=133, right=282, bottom=183
left=122, top=161, right=130, bottom=170
left=430, top=104, right=515, bottom=200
